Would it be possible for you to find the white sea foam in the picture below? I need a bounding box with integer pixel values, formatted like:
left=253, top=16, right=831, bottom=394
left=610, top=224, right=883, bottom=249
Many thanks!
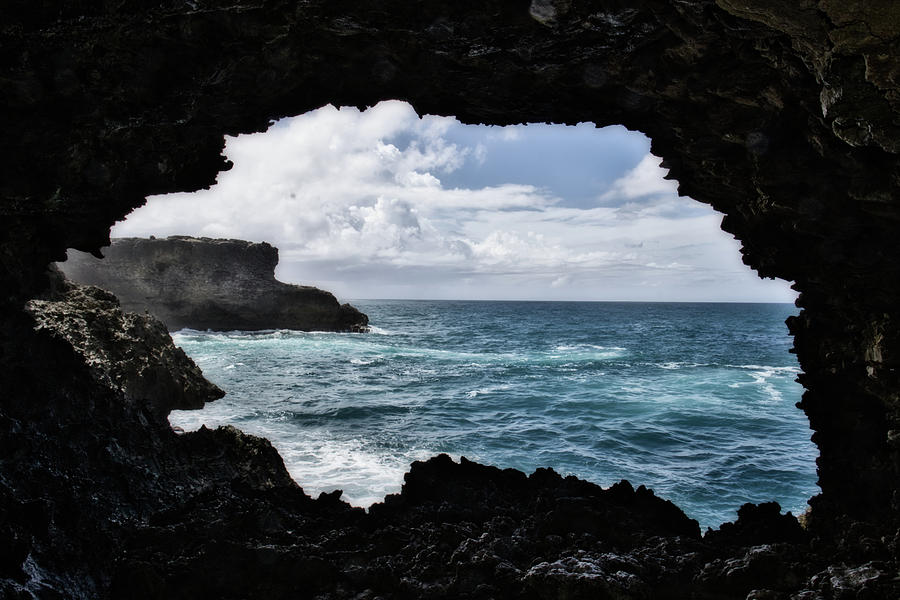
left=658, top=361, right=708, bottom=370
left=169, top=406, right=441, bottom=507
left=727, top=364, right=800, bottom=374
left=278, top=434, right=440, bottom=507
left=465, top=384, right=512, bottom=399
left=749, top=369, right=786, bottom=403
left=723, top=365, right=794, bottom=403
left=169, top=411, right=236, bottom=431
left=553, top=344, right=626, bottom=352
left=545, top=345, right=627, bottom=362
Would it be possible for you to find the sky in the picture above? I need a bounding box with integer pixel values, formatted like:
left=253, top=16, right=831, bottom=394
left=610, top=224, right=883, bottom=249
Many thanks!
left=111, top=100, right=796, bottom=303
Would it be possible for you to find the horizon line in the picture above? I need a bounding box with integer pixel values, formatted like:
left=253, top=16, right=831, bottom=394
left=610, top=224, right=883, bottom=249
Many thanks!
left=347, top=298, right=798, bottom=305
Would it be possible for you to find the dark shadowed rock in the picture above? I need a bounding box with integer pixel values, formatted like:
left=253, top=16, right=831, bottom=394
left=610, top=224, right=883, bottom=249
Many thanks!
left=25, top=274, right=224, bottom=415
left=705, top=502, right=807, bottom=548
left=59, top=236, right=369, bottom=332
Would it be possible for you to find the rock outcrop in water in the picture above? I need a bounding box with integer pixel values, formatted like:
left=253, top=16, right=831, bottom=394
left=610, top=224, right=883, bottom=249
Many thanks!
left=59, top=236, right=369, bottom=332
left=3, top=1, right=900, bottom=598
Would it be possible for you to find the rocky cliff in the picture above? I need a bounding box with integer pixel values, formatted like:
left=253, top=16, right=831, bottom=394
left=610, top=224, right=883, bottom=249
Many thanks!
left=3, top=1, right=900, bottom=598
left=59, top=236, right=369, bottom=332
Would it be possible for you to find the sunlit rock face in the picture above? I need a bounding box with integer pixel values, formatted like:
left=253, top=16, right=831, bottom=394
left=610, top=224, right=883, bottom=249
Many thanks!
left=59, top=237, right=369, bottom=332
left=2, top=1, right=900, bottom=597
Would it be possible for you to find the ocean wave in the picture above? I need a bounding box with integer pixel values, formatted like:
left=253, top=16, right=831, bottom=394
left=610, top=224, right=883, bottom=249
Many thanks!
left=726, top=364, right=801, bottom=373
left=553, top=344, right=626, bottom=352
left=465, top=384, right=513, bottom=399
left=652, top=362, right=800, bottom=374
left=350, top=357, right=381, bottom=365
left=173, top=328, right=305, bottom=343
left=257, top=429, right=442, bottom=508
left=542, top=347, right=628, bottom=363
left=724, top=366, right=797, bottom=403
left=658, top=361, right=710, bottom=370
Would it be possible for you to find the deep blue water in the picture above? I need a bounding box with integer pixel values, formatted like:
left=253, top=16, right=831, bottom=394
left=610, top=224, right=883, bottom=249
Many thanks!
left=169, top=300, right=819, bottom=529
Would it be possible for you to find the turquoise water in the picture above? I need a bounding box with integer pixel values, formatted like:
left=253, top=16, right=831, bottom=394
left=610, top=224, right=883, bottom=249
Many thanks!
left=168, top=300, right=818, bottom=529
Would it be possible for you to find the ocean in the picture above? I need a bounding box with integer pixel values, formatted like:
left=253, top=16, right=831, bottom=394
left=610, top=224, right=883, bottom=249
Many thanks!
left=168, top=300, right=818, bottom=530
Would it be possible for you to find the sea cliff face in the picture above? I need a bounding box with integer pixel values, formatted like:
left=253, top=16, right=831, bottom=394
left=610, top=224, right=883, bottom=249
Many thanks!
left=60, top=236, right=369, bottom=332
left=2, top=1, right=900, bottom=598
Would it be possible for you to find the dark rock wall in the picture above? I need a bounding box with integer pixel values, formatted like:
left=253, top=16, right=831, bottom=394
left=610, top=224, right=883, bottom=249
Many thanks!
left=2, top=1, right=900, bottom=597
left=3, top=278, right=317, bottom=598
left=59, top=236, right=369, bottom=332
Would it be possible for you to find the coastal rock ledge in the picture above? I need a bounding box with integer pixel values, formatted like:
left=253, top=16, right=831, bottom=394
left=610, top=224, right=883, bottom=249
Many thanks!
left=59, top=236, right=369, bottom=333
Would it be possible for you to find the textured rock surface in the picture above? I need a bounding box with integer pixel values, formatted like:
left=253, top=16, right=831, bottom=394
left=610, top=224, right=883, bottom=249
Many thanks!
left=2, top=0, right=900, bottom=597
left=59, top=236, right=369, bottom=332
left=25, top=278, right=225, bottom=413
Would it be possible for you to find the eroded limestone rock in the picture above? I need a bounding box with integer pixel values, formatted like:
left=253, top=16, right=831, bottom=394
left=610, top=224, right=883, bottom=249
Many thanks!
left=59, top=236, right=369, bottom=332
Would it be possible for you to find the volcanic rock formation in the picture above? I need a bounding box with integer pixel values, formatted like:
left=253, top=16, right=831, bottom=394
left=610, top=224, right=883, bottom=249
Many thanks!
left=3, top=1, right=900, bottom=598
left=59, top=236, right=369, bottom=332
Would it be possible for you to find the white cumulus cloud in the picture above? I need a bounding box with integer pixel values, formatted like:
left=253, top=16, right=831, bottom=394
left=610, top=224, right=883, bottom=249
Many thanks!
left=599, top=153, right=679, bottom=205
left=111, top=101, right=796, bottom=302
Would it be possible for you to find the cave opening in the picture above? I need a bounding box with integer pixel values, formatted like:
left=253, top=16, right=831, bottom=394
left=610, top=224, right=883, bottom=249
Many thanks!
left=65, top=102, right=818, bottom=529
left=7, top=2, right=900, bottom=596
